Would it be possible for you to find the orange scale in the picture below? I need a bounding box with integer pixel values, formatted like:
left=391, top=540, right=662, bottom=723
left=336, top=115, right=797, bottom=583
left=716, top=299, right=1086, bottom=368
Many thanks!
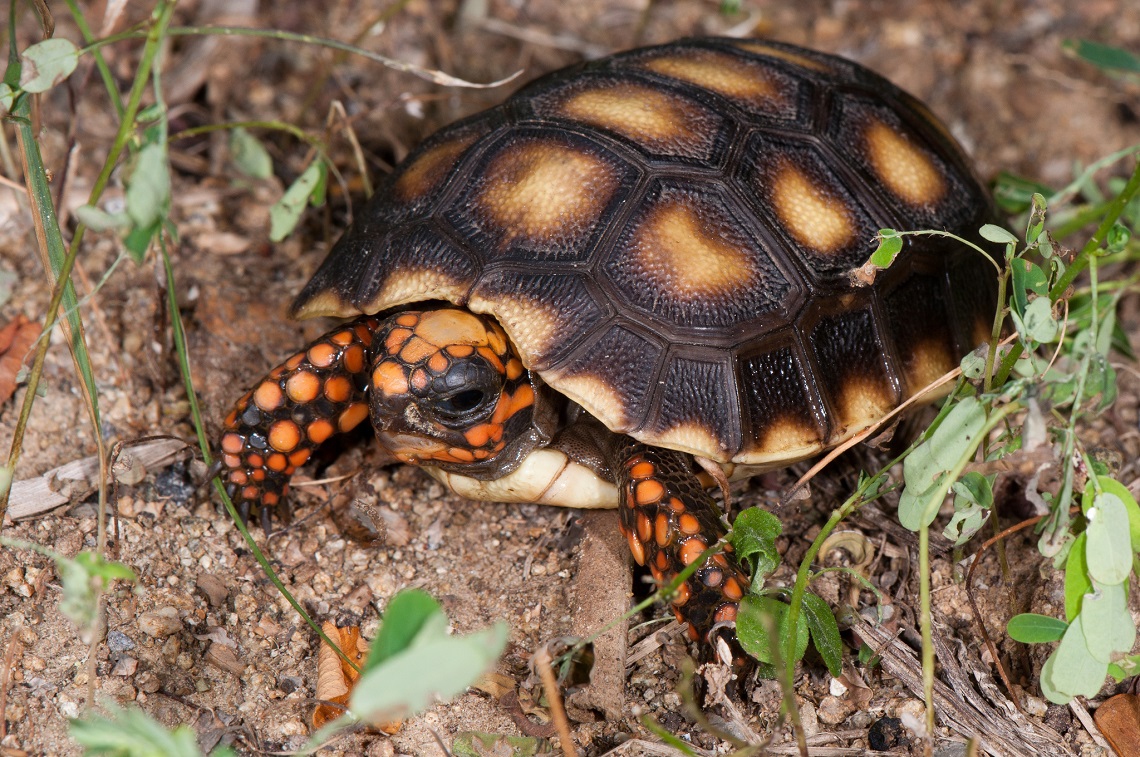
left=385, top=327, right=414, bottom=353
left=649, top=564, right=664, bottom=582
left=289, top=449, right=311, bottom=466
left=269, top=420, right=302, bottom=452
left=679, top=538, right=707, bottom=566
left=654, top=550, right=670, bottom=571
left=473, top=449, right=490, bottom=460
left=630, top=461, right=655, bottom=479
left=246, top=453, right=264, bottom=468
left=224, top=410, right=237, bottom=428
left=723, top=577, right=744, bottom=601
left=353, top=322, right=374, bottom=345
left=444, top=447, right=475, bottom=463
left=668, top=497, right=686, bottom=513
left=286, top=371, right=321, bottom=403
left=222, top=453, right=241, bottom=469
left=476, top=346, right=505, bottom=373
left=679, top=513, right=701, bottom=535
left=324, top=376, right=353, bottom=403
left=654, top=513, right=670, bottom=547
left=712, top=554, right=730, bottom=568
left=636, top=479, right=665, bottom=505
left=445, top=344, right=474, bottom=358
left=307, top=343, right=338, bottom=368
left=330, top=330, right=353, bottom=346
left=241, top=486, right=258, bottom=500
left=285, top=353, right=305, bottom=370
left=267, top=453, right=288, bottom=472
left=343, top=345, right=365, bottom=374
left=410, top=368, right=431, bottom=391
left=628, top=533, right=646, bottom=565
left=714, top=604, right=738, bottom=623
left=284, top=466, right=295, bottom=475
left=671, top=581, right=692, bottom=606
left=252, top=469, right=266, bottom=481
left=685, top=623, right=701, bottom=641
left=228, top=470, right=248, bottom=485
left=253, top=381, right=284, bottom=411
left=307, top=419, right=335, bottom=444
left=427, top=351, right=449, bottom=374
left=338, top=403, right=370, bottom=432
left=395, top=313, right=420, bottom=327
left=464, top=423, right=495, bottom=448
left=506, top=359, right=524, bottom=381
left=636, top=512, right=653, bottom=544
left=703, top=568, right=724, bottom=587
left=262, top=492, right=279, bottom=506
left=221, top=433, right=245, bottom=454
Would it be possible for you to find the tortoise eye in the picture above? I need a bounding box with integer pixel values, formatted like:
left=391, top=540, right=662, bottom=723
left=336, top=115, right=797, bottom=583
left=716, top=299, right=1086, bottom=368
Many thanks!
left=438, top=389, right=486, bottom=415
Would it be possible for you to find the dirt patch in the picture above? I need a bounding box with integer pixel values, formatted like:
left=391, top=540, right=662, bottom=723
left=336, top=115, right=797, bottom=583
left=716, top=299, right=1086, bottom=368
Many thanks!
left=1, top=0, right=1139, bottom=755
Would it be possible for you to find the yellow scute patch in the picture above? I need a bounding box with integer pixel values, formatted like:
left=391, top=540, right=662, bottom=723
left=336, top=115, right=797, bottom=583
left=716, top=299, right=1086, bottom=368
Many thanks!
left=834, top=377, right=895, bottom=435
left=648, top=421, right=727, bottom=460
left=549, top=374, right=629, bottom=432
left=770, top=162, right=855, bottom=253
left=393, top=135, right=475, bottom=202
left=557, top=83, right=703, bottom=150
left=865, top=120, right=945, bottom=206
left=633, top=203, right=756, bottom=299
left=640, top=54, right=780, bottom=104
left=468, top=294, right=560, bottom=369
left=477, top=141, right=618, bottom=242
left=733, top=42, right=830, bottom=73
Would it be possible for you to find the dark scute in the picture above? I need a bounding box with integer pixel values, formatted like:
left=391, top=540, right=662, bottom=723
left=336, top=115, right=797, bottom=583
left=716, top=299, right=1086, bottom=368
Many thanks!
left=558, top=324, right=665, bottom=431
left=883, top=271, right=958, bottom=395
left=946, top=254, right=1000, bottom=353
left=807, top=305, right=900, bottom=410
left=644, top=354, right=741, bottom=456
left=351, top=222, right=478, bottom=312
left=738, top=341, right=826, bottom=449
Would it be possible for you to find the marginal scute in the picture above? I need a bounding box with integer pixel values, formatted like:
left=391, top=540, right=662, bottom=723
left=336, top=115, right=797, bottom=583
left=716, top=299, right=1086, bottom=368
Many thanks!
left=651, top=422, right=730, bottom=460
left=864, top=118, right=945, bottom=207
left=393, top=133, right=477, bottom=202
left=832, top=377, right=897, bottom=437
left=731, top=41, right=831, bottom=73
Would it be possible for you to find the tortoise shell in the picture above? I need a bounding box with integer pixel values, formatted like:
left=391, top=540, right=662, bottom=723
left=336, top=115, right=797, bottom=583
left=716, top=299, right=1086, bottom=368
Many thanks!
left=292, top=37, right=997, bottom=467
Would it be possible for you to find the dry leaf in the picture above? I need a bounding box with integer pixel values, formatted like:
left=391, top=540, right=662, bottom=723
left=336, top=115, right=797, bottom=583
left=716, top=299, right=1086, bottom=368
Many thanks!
left=1093, top=693, right=1140, bottom=757
left=313, top=621, right=400, bottom=734
left=0, top=315, right=40, bottom=407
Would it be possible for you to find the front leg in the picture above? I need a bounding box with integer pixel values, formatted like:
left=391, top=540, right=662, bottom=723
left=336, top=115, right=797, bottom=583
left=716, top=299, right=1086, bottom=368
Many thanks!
left=218, top=316, right=379, bottom=524
left=610, top=439, right=752, bottom=661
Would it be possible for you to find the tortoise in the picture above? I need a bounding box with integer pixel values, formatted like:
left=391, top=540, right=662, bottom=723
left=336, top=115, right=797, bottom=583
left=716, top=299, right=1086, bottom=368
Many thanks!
left=217, top=37, right=997, bottom=656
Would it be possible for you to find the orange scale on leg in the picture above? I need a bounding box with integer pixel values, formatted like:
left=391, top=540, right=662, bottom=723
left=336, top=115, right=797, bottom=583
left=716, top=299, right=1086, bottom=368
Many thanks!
left=343, top=345, right=365, bottom=374
left=672, top=580, right=692, bottom=606
left=655, top=513, right=670, bottom=547
left=444, top=447, right=475, bottom=463
left=627, top=533, right=646, bottom=565
left=267, top=453, right=288, bottom=472
left=285, top=353, right=305, bottom=371
left=330, top=330, right=353, bottom=346
left=229, top=470, right=248, bottom=485
left=338, top=403, right=370, bottom=432
left=679, top=538, right=707, bottom=566
left=307, top=419, right=334, bottom=444
left=289, top=449, right=311, bottom=467
left=262, top=492, right=279, bottom=507
left=286, top=371, right=321, bottom=403
left=241, top=486, right=259, bottom=500
left=247, top=453, right=264, bottom=468
left=723, top=577, right=744, bottom=601
left=636, top=512, right=653, bottom=544
left=685, top=621, right=701, bottom=640
left=712, top=554, right=729, bottom=569
left=473, top=448, right=489, bottom=460
left=703, top=568, right=724, bottom=587
left=654, top=550, right=670, bottom=571
left=324, top=376, right=353, bottom=403
left=630, top=461, right=655, bottom=479
left=254, top=382, right=284, bottom=411
left=269, top=420, right=302, bottom=452
left=224, top=410, right=237, bottom=427
left=636, top=479, right=665, bottom=505
left=221, top=433, right=244, bottom=454
left=353, top=323, right=374, bottom=345
left=251, top=469, right=266, bottom=481
left=714, top=604, right=738, bottom=623
left=668, top=497, right=686, bottom=513
left=223, top=453, right=242, bottom=469
left=307, top=343, right=337, bottom=368
left=678, top=513, right=700, bottom=535
left=649, top=564, right=664, bottom=582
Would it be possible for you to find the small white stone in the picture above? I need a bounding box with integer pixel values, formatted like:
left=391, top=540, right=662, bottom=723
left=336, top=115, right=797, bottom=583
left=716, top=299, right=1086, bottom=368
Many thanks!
left=829, top=677, right=849, bottom=697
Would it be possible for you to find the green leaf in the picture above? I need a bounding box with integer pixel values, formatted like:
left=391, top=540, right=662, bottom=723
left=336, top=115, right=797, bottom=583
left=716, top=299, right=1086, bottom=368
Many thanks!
left=1064, top=39, right=1140, bottom=74
left=1086, top=492, right=1133, bottom=585
left=802, top=592, right=843, bottom=677
left=730, top=507, right=782, bottom=580
left=75, top=204, right=131, bottom=232
left=1095, top=477, right=1140, bottom=553
left=899, top=396, right=987, bottom=530
left=270, top=160, right=328, bottom=242
left=992, top=172, right=1052, bottom=214
left=126, top=143, right=172, bottom=230
left=978, top=224, right=1018, bottom=245
left=1040, top=621, right=1108, bottom=704
left=453, top=732, right=540, bottom=757
left=230, top=127, right=274, bottom=180
left=1080, top=581, right=1136, bottom=664
left=737, top=595, right=808, bottom=665
left=350, top=618, right=508, bottom=724
left=20, top=38, right=80, bottom=93
left=367, top=590, right=444, bottom=670
left=959, top=349, right=986, bottom=379
left=1064, top=532, right=1091, bottom=621
left=71, top=701, right=207, bottom=757
left=1006, top=613, right=1067, bottom=644
left=1010, top=258, right=1048, bottom=319
left=0, top=83, right=13, bottom=114
left=868, top=230, right=904, bottom=269
left=1019, top=296, right=1059, bottom=344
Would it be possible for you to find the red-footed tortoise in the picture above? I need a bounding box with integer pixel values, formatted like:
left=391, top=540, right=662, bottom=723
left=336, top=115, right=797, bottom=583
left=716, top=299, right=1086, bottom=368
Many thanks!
left=217, top=38, right=997, bottom=657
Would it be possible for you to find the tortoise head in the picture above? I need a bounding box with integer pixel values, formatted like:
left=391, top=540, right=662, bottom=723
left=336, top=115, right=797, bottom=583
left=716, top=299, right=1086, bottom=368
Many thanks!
left=368, top=307, right=551, bottom=477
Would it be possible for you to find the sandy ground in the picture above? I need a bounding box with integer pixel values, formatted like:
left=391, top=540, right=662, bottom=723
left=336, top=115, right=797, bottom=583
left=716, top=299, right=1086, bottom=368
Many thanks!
left=1, top=0, right=1139, bottom=755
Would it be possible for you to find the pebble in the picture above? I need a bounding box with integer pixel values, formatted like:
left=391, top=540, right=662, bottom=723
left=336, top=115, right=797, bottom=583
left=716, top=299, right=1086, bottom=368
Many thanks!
left=107, top=630, right=135, bottom=653
left=818, top=694, right=856, bottom=724
left=138, top=608, right=183, bottom=638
